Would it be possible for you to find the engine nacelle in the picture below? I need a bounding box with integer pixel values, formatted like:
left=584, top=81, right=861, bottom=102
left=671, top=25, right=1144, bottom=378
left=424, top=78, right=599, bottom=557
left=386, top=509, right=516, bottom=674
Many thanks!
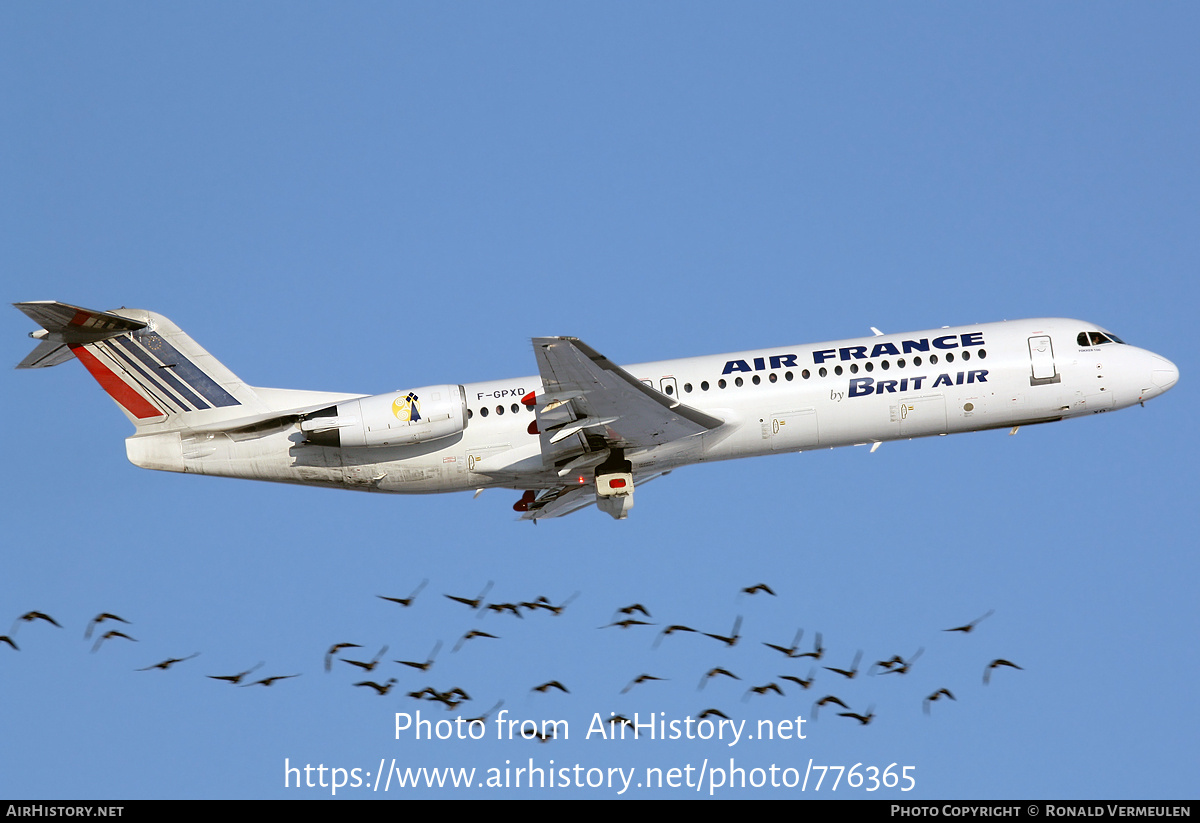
left=301, top=384, right=468, bottom=448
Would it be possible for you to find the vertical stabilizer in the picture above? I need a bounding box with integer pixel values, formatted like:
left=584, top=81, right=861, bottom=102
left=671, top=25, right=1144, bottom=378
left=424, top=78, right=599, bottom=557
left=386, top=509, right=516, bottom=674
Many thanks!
left=14, top=301, right=267, bottom=431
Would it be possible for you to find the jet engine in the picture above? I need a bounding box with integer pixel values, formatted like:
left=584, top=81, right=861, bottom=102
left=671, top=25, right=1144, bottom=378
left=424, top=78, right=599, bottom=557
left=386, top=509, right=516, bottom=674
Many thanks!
left=300, top=384, right=468, bottom=448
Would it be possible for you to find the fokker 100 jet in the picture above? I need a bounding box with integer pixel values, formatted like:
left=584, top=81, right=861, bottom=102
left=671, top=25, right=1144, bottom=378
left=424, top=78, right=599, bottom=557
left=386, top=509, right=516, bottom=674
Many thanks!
left=15, top=301, right=1178, bottom=520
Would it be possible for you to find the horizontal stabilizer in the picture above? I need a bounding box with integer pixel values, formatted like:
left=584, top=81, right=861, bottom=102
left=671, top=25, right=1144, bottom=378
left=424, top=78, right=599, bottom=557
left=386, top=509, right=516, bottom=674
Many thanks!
left=17, top=339, right=75, bottom=369
left=14, top=301, right=150, bottom=369
left=15, top=301, right=146, bottom=337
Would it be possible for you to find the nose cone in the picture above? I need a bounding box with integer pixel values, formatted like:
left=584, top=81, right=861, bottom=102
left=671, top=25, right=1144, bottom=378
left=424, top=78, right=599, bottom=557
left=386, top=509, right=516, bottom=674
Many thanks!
left=1148, top=355, right=1179, bottom=399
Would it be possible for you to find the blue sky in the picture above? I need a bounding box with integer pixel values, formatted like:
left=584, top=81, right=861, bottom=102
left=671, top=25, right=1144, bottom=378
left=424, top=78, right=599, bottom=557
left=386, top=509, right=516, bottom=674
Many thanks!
left=2, top=3, right=1196, bottom=799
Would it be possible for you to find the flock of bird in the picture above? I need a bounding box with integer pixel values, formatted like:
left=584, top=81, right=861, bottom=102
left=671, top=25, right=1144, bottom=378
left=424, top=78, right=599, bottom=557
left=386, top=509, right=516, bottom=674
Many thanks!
left=4, top=583, right=1024, bottom=737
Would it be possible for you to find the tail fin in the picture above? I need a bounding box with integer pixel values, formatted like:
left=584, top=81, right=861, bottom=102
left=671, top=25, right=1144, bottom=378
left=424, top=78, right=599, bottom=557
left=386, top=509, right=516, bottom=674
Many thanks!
left=14, top=301, right=266, bottom=430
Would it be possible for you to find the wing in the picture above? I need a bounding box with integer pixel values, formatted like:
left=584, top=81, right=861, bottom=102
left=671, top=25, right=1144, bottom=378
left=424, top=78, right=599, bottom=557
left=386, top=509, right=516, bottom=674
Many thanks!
left=531, top=337, right=724, bottom=471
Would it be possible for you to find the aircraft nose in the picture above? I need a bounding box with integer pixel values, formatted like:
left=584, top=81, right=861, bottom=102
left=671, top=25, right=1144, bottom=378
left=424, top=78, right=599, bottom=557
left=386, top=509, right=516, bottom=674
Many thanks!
left=1148, top=355, right=1179, bottom=397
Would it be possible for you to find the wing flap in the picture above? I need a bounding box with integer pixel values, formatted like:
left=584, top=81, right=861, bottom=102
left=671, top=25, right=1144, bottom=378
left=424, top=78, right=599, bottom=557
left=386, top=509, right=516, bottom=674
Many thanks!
left=517, top=470, right=668, bottom=521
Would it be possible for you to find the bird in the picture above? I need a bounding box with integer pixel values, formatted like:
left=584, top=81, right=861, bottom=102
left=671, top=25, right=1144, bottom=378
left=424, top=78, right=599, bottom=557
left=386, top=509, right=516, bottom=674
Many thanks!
left=355, top=678, right=398, bottom=696
left=944, top=610, right=994, bottom=634
left=923, top=688, right=956, bottom=715
left=395, top=641, right=442, bottom=672
left=984, top=658, right=1023, bottom=685
left=342, top=645, right=388, bottom=672
left=600, top=618, right=653, bottom=630
left=454, top=630, right=498, bottom=652
left=824, top=650, right=863, bottom=680
left=84, top=613, right=131, bottom=640
left=812, top=694, right=849, bottom=719
left=652, top=625, right=698, bottom=649
left=244, top=674, right=300, bottom=687
left=606, top=715, right=638, bottom=736
left=699, top=667, right=740, bottom=690
left=0, top=635, right=19, bottom=651
left=324, top=642, right=362, bottom=673
left=377, top=578, right=428, bottom=608
left=621, top=674, right=666, bottom=694
left=838, top=707, right=876, bottom=726
left=12, top=611, right=62, bottom=634
left=520, top=592, right=578, bottom=616
left=137, top=653, right=200, bottom=671
left=742, top=583, right=776, bottom=596
left=425, top=687, right=470, bottom=709
left=616, top=603, right=652, bottom=618
left=208, top=662, right=265, bottom=685
left=90, top=630, right=137, bottom=653
left=763, top=628, right=804, bottom=657
left=744, top=682, right=784, bottom=700
left=484, top=602, right=524, bottom=619
left=697, top=708, right=730, bottom=721
left=444, top=581, right=494, bottom=611
left=703, top=615, right=743, bottom=647
left=794, top=632, right=825, bottom=661
left=532, top=680, right=569, bottom=694
left=877, top=648, right=924, bottom=676
left=870, top=655, right=904, bottom=674
left=780, top=671, right=817, bottom=691
left=464, top=700, right=505, bottom=725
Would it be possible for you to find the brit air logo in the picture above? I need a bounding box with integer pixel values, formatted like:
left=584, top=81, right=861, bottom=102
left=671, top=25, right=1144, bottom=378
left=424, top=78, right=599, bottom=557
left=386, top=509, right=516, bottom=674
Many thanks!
left=392, top=392, right=422, bottom=422
left=849, top=370, right=989, bottom=397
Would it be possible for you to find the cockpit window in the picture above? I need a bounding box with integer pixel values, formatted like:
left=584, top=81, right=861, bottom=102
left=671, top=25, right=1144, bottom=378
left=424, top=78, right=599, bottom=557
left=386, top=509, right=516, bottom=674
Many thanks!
left=1077, top=331, right=1125, bottom=346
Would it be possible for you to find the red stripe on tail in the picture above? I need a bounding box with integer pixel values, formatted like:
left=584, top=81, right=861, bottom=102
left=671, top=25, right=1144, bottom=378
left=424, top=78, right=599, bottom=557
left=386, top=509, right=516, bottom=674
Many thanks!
left=70, top=345, right=163, bottom=419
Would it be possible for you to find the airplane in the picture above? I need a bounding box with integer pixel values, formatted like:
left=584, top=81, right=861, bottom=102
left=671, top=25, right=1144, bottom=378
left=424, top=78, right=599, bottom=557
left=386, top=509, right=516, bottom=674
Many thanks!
left=14, top=301, right=1178, bottom=521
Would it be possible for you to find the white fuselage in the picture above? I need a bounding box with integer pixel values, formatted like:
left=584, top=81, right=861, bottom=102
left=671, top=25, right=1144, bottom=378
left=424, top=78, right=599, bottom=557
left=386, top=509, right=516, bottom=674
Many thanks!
left=127, top=318, right=1178, bottom=501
